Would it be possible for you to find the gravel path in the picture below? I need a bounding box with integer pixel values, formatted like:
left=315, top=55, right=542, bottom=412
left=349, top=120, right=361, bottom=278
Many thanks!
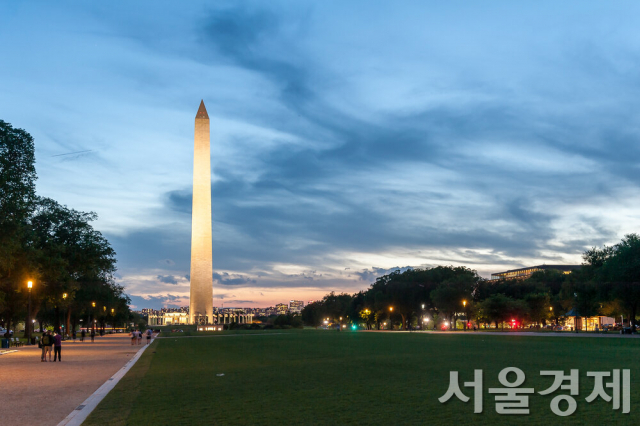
left=0, top=333, right=145, bottom=426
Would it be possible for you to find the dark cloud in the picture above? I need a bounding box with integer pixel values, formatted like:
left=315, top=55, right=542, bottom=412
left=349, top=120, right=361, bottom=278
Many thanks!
left=157, top=275, right=178, bottom=285
left=186, top=6, right=620, bottom=267
left=213, top=271, right=257, bottom=286
left=129, top=294, right=185, bottom=309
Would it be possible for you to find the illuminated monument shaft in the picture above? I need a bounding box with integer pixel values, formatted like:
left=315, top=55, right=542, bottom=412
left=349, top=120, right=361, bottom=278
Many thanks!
left=189, top=100, right=213, bottom=324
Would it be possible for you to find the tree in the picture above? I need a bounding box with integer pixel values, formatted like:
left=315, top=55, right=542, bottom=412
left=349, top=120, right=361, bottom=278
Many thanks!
left=31, top=198, right=118, bottom=333
left=301, top=302, right=323, bottom=328
left=478, top=294, right=515, bottom=330
left=574, top=281, right=601, bottom=331
left=0, top=120, right=38, bottom=336
left=524, top=292, right=551, bottom=327
left=584, top=234, right=640, bottom=330
left=430, top=274, right=475, bottom=329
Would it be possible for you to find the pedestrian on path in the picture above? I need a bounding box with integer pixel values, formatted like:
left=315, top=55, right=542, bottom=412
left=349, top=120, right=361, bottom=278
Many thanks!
left=130, top=330, right=137, bottom=345
left=39, top=334, right=45, bottom=362
left=146, top=329, right=152, bottom=345
left=90, top=328, right=95, bottom=343
left=53, top=331, right=62, bottom=362
left=72, top=330, right=76, bottom=342
left=42, top=331, right=53, bottom=362
left=137, top=330, right=142, bottom=345
left=80, top=329, right=85, bottom=342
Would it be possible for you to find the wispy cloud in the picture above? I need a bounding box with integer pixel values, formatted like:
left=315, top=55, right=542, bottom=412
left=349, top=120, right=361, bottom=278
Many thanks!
left=3, top=2, right=640, bottom=308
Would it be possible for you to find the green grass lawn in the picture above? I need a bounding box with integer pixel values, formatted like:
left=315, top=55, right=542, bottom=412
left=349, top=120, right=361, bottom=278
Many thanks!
left=85, top=331, right=639, bottom=425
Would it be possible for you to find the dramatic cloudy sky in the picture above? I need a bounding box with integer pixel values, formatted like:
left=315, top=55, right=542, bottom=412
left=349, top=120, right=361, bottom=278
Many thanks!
left=2, top=1, right=640, bottom=309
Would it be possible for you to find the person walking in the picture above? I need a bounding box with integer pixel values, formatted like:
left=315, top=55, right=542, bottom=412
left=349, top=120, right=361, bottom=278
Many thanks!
left=137, top=330, right=142, bottom=345
left=90, top=328, right=95, bottom=343
left=39, top=334, right=46, bottom=362
left=53, top=331, right=62, bottom=362
left=130, top=329, right=137, bottom=345
left=146, top=328, right=152, bottom=345
left=80, top=329, right=85, bottom=342
left=72, top=330, right=76, bottom=342
left=42, top=331, right=53, bottom=362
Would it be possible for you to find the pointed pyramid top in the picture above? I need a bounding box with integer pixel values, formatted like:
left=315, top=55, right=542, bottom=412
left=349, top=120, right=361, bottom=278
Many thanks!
left=196, top=100, right=209, bottom=119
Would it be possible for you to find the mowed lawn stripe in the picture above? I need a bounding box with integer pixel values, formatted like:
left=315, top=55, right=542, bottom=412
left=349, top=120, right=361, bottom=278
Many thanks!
left=85, top=331, right=640, bottom=425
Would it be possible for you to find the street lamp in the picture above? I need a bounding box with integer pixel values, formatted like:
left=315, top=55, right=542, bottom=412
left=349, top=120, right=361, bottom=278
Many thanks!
left=463, top=300, right=467, bottom=331
left=26, top=281, right=33, bottom=344
left=389, top=307, right=393, bottom=330
left=91, top=302, right=96, bottom=334
left=61, top=293, right=68, bottom=338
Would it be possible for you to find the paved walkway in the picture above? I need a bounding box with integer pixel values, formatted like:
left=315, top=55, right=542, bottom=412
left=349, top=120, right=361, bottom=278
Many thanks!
left=0, top=334, right=147, bottom=426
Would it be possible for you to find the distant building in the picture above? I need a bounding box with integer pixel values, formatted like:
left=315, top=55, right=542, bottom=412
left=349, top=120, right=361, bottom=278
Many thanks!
left=148, top=311, right=190, bottom=326
left=148, top=308, right=253, bottom=326
left=289, top=300, right=304, bottom=314
left=276, top=303, right=288, bottom=315
left=490, top=265, right=581, bottom=281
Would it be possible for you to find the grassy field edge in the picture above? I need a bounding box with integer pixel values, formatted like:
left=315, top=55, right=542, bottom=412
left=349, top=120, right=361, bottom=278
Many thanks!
left=83, top=340, right=159, bottom=426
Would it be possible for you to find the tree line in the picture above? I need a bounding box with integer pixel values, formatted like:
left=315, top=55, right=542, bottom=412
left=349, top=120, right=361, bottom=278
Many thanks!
left=0, top=119, right=130, bottom=337
left=302, top=235, right=640, bottom=331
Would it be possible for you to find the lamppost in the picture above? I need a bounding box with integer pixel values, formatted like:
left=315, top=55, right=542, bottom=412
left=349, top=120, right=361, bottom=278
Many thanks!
left=91, top=301, right=96, bottom=334
left=62, top=293, right=68, bottom=339
left=26, top=281, right=33, bottom=344
left=463, top=300, right=467, bottom=331
left=111, top=308, right=115, bottom=332
left=388, top=307, right=393, bottom=330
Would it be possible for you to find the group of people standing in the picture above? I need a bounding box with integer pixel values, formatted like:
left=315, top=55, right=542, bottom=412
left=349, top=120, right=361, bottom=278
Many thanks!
left=39, top=330, right=62, bottom=362
left=36, top=328, right=152, bottom=362
left=130, top=329, right=153, bottom=345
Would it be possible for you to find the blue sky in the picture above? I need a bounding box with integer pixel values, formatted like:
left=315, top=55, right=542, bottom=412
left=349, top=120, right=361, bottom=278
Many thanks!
left=2, top=1, right=640, bottom=308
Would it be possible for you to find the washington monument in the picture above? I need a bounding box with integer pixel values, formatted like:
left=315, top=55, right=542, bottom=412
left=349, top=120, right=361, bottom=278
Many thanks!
left=189, top=100, right=213, bottom=324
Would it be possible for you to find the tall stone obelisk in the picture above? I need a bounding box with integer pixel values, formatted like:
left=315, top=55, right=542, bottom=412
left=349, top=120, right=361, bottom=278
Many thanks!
left=189, top=100, right=213, bottom=324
